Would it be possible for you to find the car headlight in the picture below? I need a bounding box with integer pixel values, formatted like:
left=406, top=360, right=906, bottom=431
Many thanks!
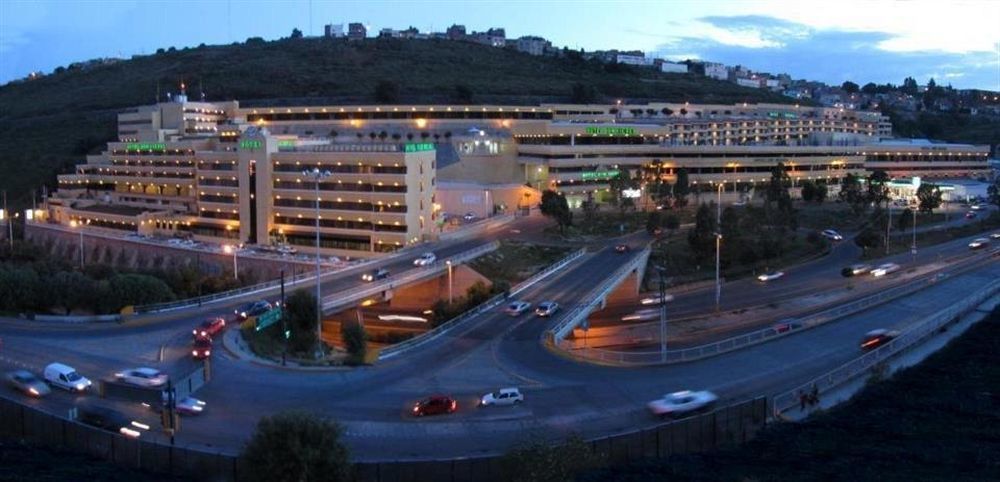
left=192, top=350, right=198, bottom=356
left=28, top=387, right=39, bottom=396
left=75, top=384, right=86, bottom=391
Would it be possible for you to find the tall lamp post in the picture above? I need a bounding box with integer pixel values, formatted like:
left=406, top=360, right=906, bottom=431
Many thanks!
left=911, top=208, right=918, bottom=260
left=70, top=219, right=88, bottom=269
left=446, top=260, right=453, bottom=304
left=715, top=183, right=723, bottom=312
left=303, top=167, right=332, bottom=347
left=222, top=244, right=240, bottom=279
left=656, top=265, right=668, bottom=363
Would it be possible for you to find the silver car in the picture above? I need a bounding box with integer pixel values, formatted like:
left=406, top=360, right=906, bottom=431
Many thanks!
left=6, top=370, right=51, bottom=397
left=534, top=301, right=559, bottom=317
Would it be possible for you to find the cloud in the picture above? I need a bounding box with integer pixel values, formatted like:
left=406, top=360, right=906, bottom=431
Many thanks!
left=655, top=15, right=998, bottom=90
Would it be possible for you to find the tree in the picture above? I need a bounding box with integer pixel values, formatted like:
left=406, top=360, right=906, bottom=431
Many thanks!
left=840, top=173, right=867, bottom=215
left=800, top=180, right=816, bottom=202
left=608, top=171, right=639, bottom=217
left=340, top=320, right=367, bottom=364
left=284, top=289, right=319, bottom=354
left=987, top=178, right=1000, bottom=209
left=570, top=82, right=597, bottom=103
left=241, top=411, right=350, bottom=482
left=814, top=181, right=828, bottom=204
left=499, top=435, right=594, bottom=482
left=645, top=211, right=662, bottom=235
left=866, top=170, right=891, bottom=209
left=861, top=82, right=878, bottom=95
left=539, top=190, right=572, bottom=234
left=854, top=226, right=882, bottom=253
left=373, top=80, right=399, bottom=103
left=673, top=167, right=690, bottom=207
left=764, top=163, right=791, bottom=208
left=290, top=28, right=303, bottom=39
left=687, top=203, right=717, bottom=262
left=897, top=207, right=913, bottom=230
left=842, top=81, right=859, bottom=94
left=663, top=213, right=680, bottom=236
left=916, top=182, right=942, bottom=213
left=901, top=76, right=919, bottom=95
left=452, top=84, right=474, bottom=104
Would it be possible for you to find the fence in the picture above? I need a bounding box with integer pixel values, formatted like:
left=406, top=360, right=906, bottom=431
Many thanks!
left=561, top=247, right=999, bottom=366
left=378, top=248, right=586, bottom=360
left=772, top=277, right=1000, bottom=418
left=0, top=393, right=766, bottom=482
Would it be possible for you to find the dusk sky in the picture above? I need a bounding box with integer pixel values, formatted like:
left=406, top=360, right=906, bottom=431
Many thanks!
left=2, top=0, right=998, bottom=90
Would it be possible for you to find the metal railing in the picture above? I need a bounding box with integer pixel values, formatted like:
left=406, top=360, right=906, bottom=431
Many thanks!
left=560, top=248, right=999, bottom=366
left=772, top=277, right=1000, bottom=418
left=321, top=242, right=500, bottom=313
left=547, top=247, right=651, bottom=341
left=378, top=248, right=587, bottom=360
left=438, top=214, right=514, bottom=242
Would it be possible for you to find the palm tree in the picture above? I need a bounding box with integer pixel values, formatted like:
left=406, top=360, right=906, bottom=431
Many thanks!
left=391, top=133, right=401, bottom=141
left=368, top=132, right=377, bottom=142
left=420, top=132, right=430, bottom=141
left=406, top=133, right=414, bottom=141
left=433, top=133, right=440, bottom=143
left=355, top=132, right=364, bottom=142
left=378, top=131, right=388, bottom=142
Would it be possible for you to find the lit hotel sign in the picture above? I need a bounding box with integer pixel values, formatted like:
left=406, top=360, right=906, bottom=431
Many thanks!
left=125, top=142, right=166, bottom=151
left=585, top=127, right=636, bottom=136
left=404, top=142, right=435, bottom=152
left=581, top=170, right=620, bottom=181
left=240, top=139, right=263, bottom=150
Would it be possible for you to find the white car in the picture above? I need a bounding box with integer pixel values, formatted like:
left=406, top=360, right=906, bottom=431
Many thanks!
left=968, top=238, right=990, bottom=249
left=970, top=204, right=983, bottom=211
left=43, top=363, right=92, bottom=392
left=821, top=229, right=843, bottom=241
left=504, top=301, right=532, bottom=316
left=757, top=271, right=785, bottom=282
left=647, top=390, right=719, bottom=418
left=534, top=301, right=559, bottom=317
left=115, top=368, right=168, bottom=388
left=463, top=212, right=477, bottom=222
left=479, top=387, right=524, bottom=406
left=622, top=309, right=659, bottom=322
left=640, top=294, right=674, bottom=305
left=990, top=232, right=1000, bottom=240
left=413, top=252, right=437, bottom=266
left=871, top=263, right=900, bottom=277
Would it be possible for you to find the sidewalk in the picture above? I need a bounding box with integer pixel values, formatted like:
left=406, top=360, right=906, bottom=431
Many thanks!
left=220, top=328, right=350, bottom=371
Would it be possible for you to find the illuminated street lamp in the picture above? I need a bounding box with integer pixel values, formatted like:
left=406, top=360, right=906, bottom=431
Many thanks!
left=446, top=260, right=453, bottom=304
left=69, top=219, right=88, bottom=269
left=715, top=183, right=723, bottom=312
left=222, top=244, right=240, bottom=279
left=303, top=167, right=332, bottom=346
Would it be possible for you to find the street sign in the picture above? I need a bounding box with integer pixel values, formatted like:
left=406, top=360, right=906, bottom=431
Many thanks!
left=255, top=307, right=283, bottom=331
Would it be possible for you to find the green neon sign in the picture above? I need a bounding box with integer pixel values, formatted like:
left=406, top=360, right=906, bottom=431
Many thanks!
left=277, top=140, right=296, bottom=148
left=585, top=126, right=636, bottom=136
left=240, top=139, right=263, bottom=150
left=581, top=170, right=620, bottom=181
left=404, top=142, right=435, bottom=152
left=126, top=143, right=166, bottom=151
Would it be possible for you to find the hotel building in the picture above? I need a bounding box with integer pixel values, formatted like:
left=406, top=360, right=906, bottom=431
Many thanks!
left=44, top=95, right=990, bottom=257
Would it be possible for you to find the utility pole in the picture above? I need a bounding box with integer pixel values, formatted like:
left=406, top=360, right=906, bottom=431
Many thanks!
left=657, top=266, right=668, bottom=363
left=911, top=208, right=917, bottom=260
left=303, top=168, right=331, bottom=352
left=280, top=270, right=287, bottom=365
left=715, top=183, right=722, bottom=312
left=885, top=203, right=892, bottom=255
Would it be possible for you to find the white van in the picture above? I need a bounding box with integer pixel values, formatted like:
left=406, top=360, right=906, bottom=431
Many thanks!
left=43, top=363, right=92, bottom=392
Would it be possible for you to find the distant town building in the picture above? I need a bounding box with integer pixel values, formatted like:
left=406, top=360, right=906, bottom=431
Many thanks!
left=446, top=24, right=466, bottom=40
left=615, top=53, right=654, bottom=66
left=736, top=78, right=761, bottom=89
left=471, top=28, right=506, bottom=47
left=347, top=23, right=366, bottom=40
left=658, top=61, right=688, bottom=74
left=324, top=24, right=344, bottom=38
left=702, top=62, right=728, bottom=80
left=379, top=28, right=401, bottom=38
left=515, top=36, right=550, bottom=56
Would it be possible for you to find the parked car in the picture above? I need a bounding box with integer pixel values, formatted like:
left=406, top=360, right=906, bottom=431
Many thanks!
left=614, top=244, right=630, bottom=253
left=463, top=212, right=477, bottom=222
left=362, top=268, right=389, bottom=282
left=192, top=336, right=212, bottom=360
left=43, top=363, right=91, bottom=392
left=647, top=390, right=718, bottom=418
left=860, top=329, right=900, bottom=351
left=870, top=263, right=900, bottom=277
left=480, top=387, right=524, bottom=407
left=990, top=232, right=1000, bottom=240
left=235, top=301, right=272, bottom=321
left=194, top=317, right=227, bottom=337
left=757, top=271, right=785, bottom=282
left=76, top=402, right=149, bottom=438
left=6, top=370, right=50, bottom=397
left=841, top=264, right=872, bottom=277
left=534, top=301, right=559, bottom=317
left=413, top=252, right=437, bottom=266
left=115, top=368, right=168, bottom=388
left=412, top=395, right=457, bottom=416
left=968, top=238, right=991, bottom=249
left=504, top=300, right=532, bottom=316
left=821, top=229, right=844, bottom=241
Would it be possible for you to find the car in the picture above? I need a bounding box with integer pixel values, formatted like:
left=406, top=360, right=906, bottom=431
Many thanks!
left=757, top=271, right=785, bottom=282
left=841, top=264, right=872, bottom=277
left=234, top=301, right=272, bottom=321
left=614, top=244, right=631, bottom=253
left=143, top=395, right=207, bottom=416
left=821, top=229, right=844, bottom=241
left=870, top=263, right=900, bottom=277
left=194, top=317, right=227, bottom=337
left=276, top=244, right=297, bottom=255
left=463, top=212, right=477, bottom=222
left=43, top=363, right=92, bottom=392
left=965, top=211, right=977, bottom=219
left=990, top=232, right=1000, bottom=240
left=860, top=329, right=900, bottom=351
left=773, top=319, right=803, bottom=333
left=640, top=294, right=674, bottom=305
left=970, top=204, right=983, bottom=211
left=192, top=336, right=212, bottom=360
left=622, top=309, right=659, bottom=322
left=115, top=368, right=168, bottom=388
left=362, top=268, right=389, bottom=282
left=6, top=370, right=50, bottom=397
left=534, top=301, right=559, bottom=317
left=504, top=300, right=532, bottom=316
left=647, top=390, right=719, bottom=418
left=413, top=252, right=437, bottom=266
left=969, top=238, right=991, bottom=249
left=480, top=387, right=524, bottom=407
left=76, top=402, right=149, bottom=439
left=412, top=395, right=457, bottom=417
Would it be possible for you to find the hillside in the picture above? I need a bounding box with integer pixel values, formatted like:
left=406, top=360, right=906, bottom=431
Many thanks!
left=0, top=37, right=798, bottom=207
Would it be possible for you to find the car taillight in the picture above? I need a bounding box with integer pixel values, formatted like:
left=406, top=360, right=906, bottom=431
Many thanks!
left=450, top=401, right=457, bottom=411
left=205, top=350, right=211, bottom=356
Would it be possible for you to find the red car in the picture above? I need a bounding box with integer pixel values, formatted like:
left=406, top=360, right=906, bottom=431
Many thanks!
left=614, top=244, right=630, bottom=253
left=191, top=336, right=212, bottom=360
left=860, top=329, right=899, bottom=351
left=193, top=317, right=226, bottom=338
left=412, top=395, right=457, bottom=417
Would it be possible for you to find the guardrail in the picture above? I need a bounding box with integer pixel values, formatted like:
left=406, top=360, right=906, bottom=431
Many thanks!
left=321, top=242, right=500, bottom=314
left=378, top=247, right=587, bottom=361
left=771, top=277, right=1000, bottom=418
left=547, top=247, right=651, bottom=341
left=438, top=214, right=514, bottom=242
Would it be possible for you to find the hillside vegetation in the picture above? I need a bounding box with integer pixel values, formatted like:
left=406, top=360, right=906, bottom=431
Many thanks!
left=0, top=37, right=795, bottom=207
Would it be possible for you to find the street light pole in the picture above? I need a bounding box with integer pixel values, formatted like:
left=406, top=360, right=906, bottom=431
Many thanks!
left=303, top=168, right=332, bottom=348
left=911, top=208, right=917, bottom=260
left=715, top=183, right=722, bottom=312
left=446, top=260, right=453, bottom=304
left=885, top=203, right=892, bottom=255
left=657, top=265, right=667, bottom=363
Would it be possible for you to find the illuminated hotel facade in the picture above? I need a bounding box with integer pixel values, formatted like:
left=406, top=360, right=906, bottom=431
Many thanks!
left=45, top=96, right=990, bottom=256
